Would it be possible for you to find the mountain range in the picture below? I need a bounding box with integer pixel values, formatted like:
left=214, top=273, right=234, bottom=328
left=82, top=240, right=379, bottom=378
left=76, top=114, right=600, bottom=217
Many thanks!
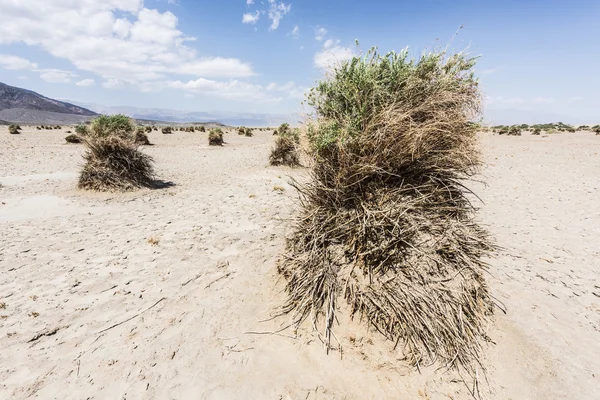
left=66, top=101, right=300, bottom=127
left=0, top=81, right=96, bottom=124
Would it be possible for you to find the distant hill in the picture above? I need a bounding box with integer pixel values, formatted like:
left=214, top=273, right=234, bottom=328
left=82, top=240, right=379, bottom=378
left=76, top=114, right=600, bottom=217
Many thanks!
left=69, top=101, right=300, bottom=127
left=0, top=81, right=97, bottom=124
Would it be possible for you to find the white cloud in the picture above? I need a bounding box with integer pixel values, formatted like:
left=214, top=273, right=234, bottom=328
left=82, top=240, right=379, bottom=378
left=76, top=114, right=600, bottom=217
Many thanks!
left=267, top=0, right=291, bottom=31
left=533, top=96, right=554, bottom=104
left=242, top=10, right=261, bottom=24
left=0, top=54, right=38, bottom=70
left=266, top=81, right=307, bottom=99
left=291, top=25, right=300, bottom=39
left=169, top=78, right=279, bottom=101
left=503, top=97, right=524, bottom=104
left=168, top=78, right=305, bottom=102
left=0, top=0, right=254, bottom=89
left=76, top=78, right=96, bottom=87
left=314, top=26, right=327, bottom=41
left=40, top=70, right=74, bottom=83
left=246, top=0, right=254, bottom=4
left=314, top=40, right=355, bottom=70
left=103, top=78, right=124, bottom=89
left=568, top=96, right=583, bottom=103
left=0, top=54, right=75, bottom=84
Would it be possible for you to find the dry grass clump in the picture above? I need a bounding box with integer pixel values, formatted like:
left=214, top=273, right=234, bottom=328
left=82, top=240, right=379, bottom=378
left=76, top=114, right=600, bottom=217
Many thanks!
left=88, top=115, right=133, bottom=139
left=237, top=126, right=253, bottom=136
left=269, top=124, right=300, bottom=167
left=8, top=124, right=21, bottom=134
left=532, top=128, right=541, bottom=135
left=78, top=115, right=155, bottom=191
left=65, top=134, right=82, bottom=143
left=278, top=47, right=495, bottom=382
left=75, top=125, right=88, bottom=135
left=134, top=131, right=151, bottom=145
left=208, top=128, right=224, bottom=146
left=507, top=126, right=522, bottom=136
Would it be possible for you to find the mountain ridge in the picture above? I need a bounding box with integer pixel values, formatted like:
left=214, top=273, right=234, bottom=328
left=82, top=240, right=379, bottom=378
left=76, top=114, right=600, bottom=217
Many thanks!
left=0, top=82, right=97, bottom=123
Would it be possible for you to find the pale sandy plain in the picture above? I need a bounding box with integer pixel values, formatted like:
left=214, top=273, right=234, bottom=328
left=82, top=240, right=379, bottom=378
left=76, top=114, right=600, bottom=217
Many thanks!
left=0, top=127, right=598, bottom=400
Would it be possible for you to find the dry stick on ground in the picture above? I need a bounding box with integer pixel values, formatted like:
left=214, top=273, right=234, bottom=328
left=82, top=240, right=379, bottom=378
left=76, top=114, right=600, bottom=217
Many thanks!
left=244, top=322, right=297, bottom=339
left=28, top=326, right=64, bottom=343
left=94, top=297, right=166, bottom=335
left=205, top=272, right=233, bottom=289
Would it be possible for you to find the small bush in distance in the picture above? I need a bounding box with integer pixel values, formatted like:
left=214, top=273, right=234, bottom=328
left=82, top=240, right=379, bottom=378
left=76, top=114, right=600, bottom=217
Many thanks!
left=507, top=126, right=522, bottom=136
left=65, top=134, right=82, bottom=143
left=269, top=126, right=300, bottom=166
left=208, top=128, right=224, bottom=146
left=134, top=131, right=151, bottom=145
left=75, top=124, right=88, bottom=135
left=8, top=124, right=21, bottom=134
left=162, top=127, right=173, bottom=134
left=90, top=115, right=134, bottom=139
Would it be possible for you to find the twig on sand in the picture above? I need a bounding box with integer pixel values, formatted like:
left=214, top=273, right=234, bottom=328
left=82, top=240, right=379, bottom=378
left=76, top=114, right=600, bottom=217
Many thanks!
left=28, top=326, right=63, bottom=343
left=244, top=323, right=297, bottom=339
left=100, top=284, right=118, bottom=293
left=205, top=272, right=233, bottom=289
left=182, top=273, right=202, bottom=287
left=94, top=297, right=166, bottom=335
left=244, top=331, right=297, bottom=339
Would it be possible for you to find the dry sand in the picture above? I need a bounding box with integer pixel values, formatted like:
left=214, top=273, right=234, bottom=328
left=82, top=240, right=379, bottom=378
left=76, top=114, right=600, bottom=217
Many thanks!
left=0, top=127, right=598, bottom=399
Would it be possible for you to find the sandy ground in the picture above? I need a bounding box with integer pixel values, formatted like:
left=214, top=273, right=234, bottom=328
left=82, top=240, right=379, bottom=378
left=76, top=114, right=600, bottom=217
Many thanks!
left=0, top=127, right=598, bottom=399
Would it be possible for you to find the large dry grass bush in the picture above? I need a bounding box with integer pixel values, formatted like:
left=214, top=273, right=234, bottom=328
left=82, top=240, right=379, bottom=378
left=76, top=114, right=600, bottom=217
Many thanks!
left=278, top=46, right=496, bottom=384
left=78, top=115, right=155, bottom=191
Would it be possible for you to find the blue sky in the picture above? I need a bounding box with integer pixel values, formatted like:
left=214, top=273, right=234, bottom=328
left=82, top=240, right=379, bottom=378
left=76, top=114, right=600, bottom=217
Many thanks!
left=0, top=0, right=599, bottom=122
